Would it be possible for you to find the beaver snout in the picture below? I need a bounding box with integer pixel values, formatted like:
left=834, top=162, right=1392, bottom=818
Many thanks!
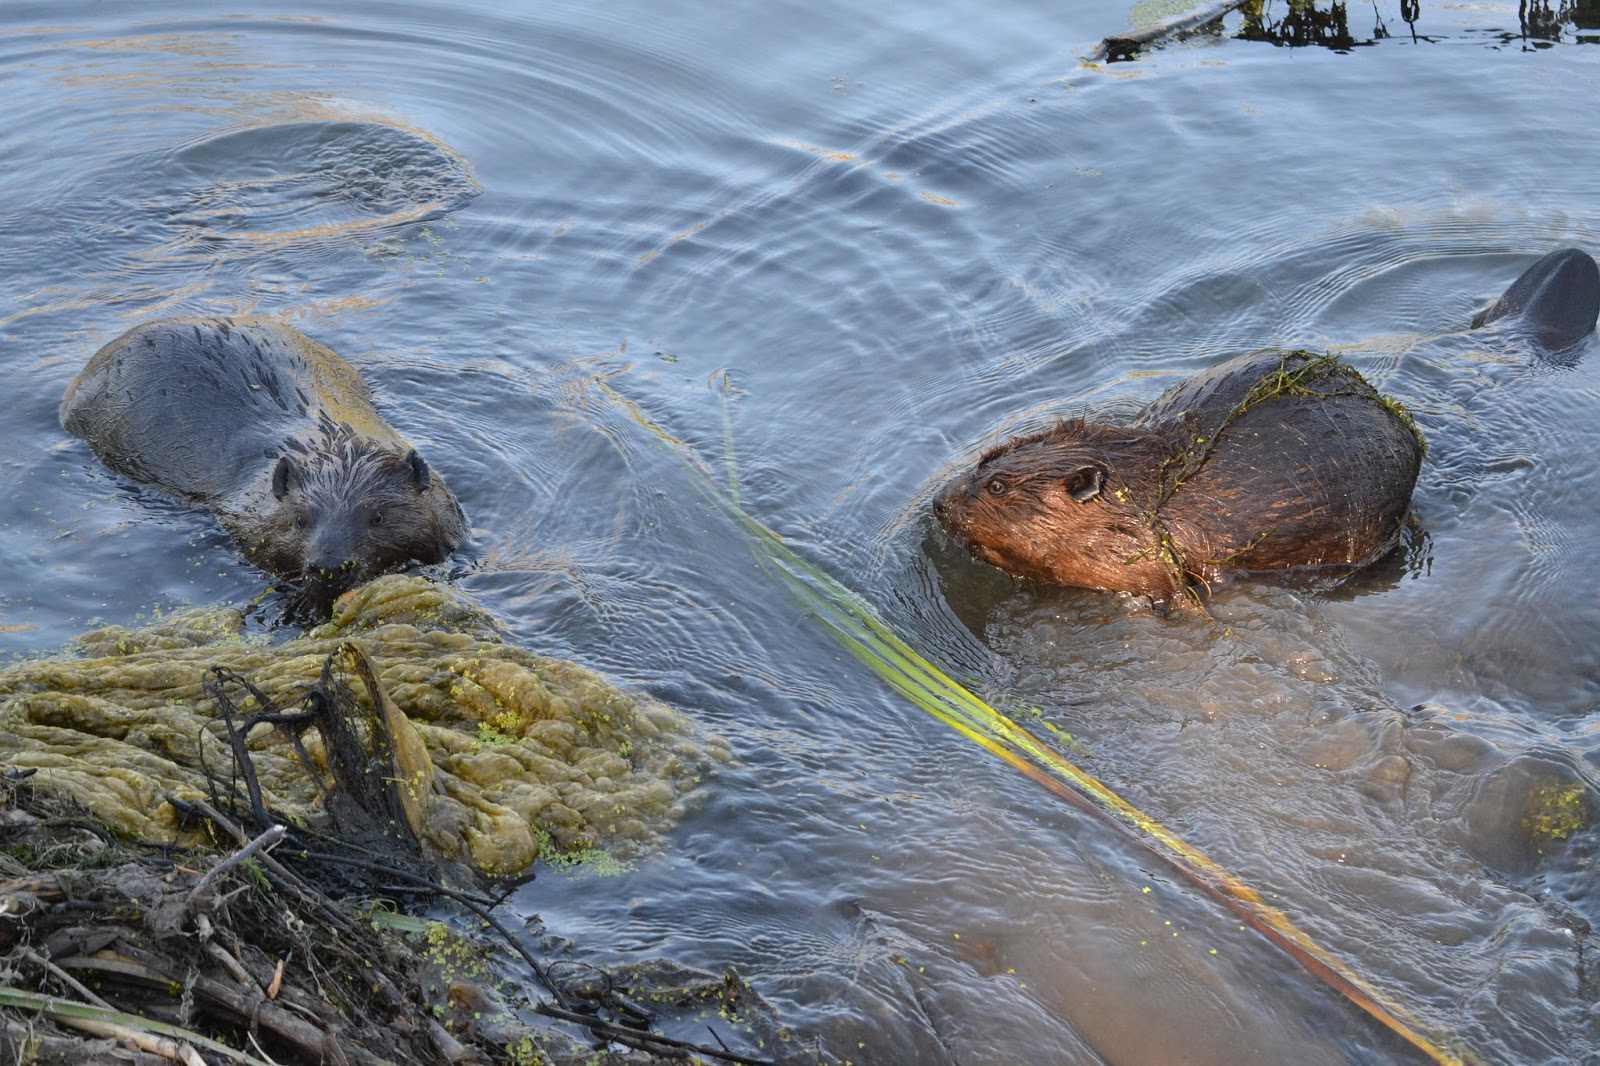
left=931, top=481, right=974, bottom=543
left=305, top=530, right=362, bottom=581
left=307, top=558, right=364, bottom=589
left=300, top=559, right=368, bottom=615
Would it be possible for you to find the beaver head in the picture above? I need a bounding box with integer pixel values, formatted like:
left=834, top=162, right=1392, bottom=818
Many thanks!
left=232, top=442, right=468, bottom=613
left=933, top=419, right=1185, bottom=599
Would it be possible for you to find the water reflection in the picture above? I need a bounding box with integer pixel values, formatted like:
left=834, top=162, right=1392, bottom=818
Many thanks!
left=1110, top=0, right=1600, bottom=57
left=1238, top=0, right=1363, bottom=51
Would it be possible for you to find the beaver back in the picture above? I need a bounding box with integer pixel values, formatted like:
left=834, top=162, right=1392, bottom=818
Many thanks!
left=62, top=317, right=404, bottom=500
left=1477, top=247, right=1600, bottom=354
left=1149, top=350, right=1423, bottom=584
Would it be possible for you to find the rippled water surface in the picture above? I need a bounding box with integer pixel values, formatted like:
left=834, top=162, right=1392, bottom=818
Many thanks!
left=5, top=2, right=1600, bottom=1062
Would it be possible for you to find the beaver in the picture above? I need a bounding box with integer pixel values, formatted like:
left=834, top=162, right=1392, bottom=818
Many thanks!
left=934, top=247, right=1600, bottom=602
left=61, top=317, right=468, bottom=613
left=934, top=349, right=1424, bottom=601
left=1477, top=245, right=1600, bottom=353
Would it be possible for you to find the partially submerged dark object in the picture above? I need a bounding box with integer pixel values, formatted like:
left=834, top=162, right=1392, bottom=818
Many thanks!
left=1091, top=0, right=1250, bottom=62
left=1477, top=246, right=1600, bottom=354
left=935, top=350, right=1424, bottom=602
left=61, top=317, right=468, bottom=615
left=935, top=248, right=1600, bottom=601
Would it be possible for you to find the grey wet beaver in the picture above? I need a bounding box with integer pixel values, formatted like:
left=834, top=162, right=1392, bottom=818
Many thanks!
left=934, top=247, right=1600, bottom=602
left=61, top=317, right=468, bottom=613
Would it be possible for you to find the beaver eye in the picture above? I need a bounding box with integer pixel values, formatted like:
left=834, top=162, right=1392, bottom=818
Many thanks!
left=293, top=516, right=307, bottom=531
left=985, top=477, right=1010, bottom=497
left=370, top=511, right=385, bottom=527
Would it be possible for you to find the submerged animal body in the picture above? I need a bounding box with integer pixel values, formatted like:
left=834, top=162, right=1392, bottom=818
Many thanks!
left=935, top=350, right=1424, bottom=601
left=934, top=247, right=1600, bottom=601
left=1478, top=246, right=1600, bottom=354
left=61, top=317, right=468, bottom=612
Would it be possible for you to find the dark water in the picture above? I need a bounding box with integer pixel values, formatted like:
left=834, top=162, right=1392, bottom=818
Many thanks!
left=4, top=2, right=1600, bottom=1062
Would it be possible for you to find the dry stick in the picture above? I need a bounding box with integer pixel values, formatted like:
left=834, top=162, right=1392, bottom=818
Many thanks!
left=55, top=952, right=348, bottom=1066
left=1089, top=0, right=1251, bottom=61
left=244, top=1031, right=280, bottom=1066
left=204, top=942, right=256, bottom=990
left=0, top=874, right=67, bottom=914
left=54, top=1015, right=210, bottom=1066
left=172, top=797, right=357, bottom=936
left=20, top=946, right=112, bottom=1009
left=194, top=914, right=257, bottom=990
left=185, top=824, right=287, bottom=908
left=265, top=959, right=285, bottom=1000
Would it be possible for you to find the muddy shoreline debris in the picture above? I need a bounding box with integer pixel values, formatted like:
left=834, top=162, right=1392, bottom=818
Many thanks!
left=0, top=577, right=808, bottom=1064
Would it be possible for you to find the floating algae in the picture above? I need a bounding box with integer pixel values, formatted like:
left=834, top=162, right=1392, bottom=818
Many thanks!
left=0, top=576, right=728, bottom=873
left=1522, top=781, right=1592, bottom=846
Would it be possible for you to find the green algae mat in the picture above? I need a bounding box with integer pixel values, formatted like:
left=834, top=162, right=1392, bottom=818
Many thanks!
left=0, top=575, right=729, bottom=874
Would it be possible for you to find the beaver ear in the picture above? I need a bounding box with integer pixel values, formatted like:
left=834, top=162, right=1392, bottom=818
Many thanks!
left=404, top=449, right=431, bottom=491
left=271, top=456, right=295, bottom=500
left=1064, top=463, right=1106, bottom=503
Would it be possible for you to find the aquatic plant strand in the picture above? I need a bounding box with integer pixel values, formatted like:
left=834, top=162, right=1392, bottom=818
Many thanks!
left=595, top=377, right=1474, bottom=1065
left=736, top=522, right=1473, bottom=1066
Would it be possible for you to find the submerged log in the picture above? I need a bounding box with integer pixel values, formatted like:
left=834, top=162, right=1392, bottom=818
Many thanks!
left=1090, top=0, right=1251, bottom=61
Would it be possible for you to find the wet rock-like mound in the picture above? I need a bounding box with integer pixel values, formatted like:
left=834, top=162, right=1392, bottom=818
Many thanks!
left=0, top=575, right=729, bottom=874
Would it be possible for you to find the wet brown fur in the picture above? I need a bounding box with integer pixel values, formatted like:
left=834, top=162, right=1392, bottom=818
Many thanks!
left=934, top=349, right=1424, bottom=601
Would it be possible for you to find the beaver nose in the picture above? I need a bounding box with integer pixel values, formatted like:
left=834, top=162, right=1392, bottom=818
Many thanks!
left=931, top=484, right=965, bottom=536
left=309, top=544, right=352, bottom=573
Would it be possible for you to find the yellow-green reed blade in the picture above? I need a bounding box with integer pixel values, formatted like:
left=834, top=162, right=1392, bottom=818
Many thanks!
left=0, top=986, right=277, bottom=1066
left=600, top=378, right=1475, bottom=1066
left=739, top=518, right=1472, bottom=1065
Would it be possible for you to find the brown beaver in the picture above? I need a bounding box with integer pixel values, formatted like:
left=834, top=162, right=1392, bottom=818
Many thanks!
left=933, top=348, right=1425, bottom=602
left=934, top=247, right=1600, bottom=602
left=61, top=317, right=468, bottom=613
